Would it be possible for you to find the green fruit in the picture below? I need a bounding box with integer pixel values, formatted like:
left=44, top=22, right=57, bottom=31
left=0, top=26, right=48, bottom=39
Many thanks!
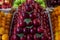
left=41, top=4, right=46, bottom=8
left=21, top=0, right=26, bottom=3
left=13, top=0, right=21, bottom=6
left=13, top=0, right=26, bottom=7
left=14, top=1, right=21, bottom=5
left=13, top=4, right=19, bottom=8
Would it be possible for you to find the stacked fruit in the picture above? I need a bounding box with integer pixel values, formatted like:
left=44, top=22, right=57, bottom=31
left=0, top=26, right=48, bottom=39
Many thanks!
left=0, top=0, right=12, bottom=9
left=46, top=0, right=60, bottom=7
left=51, top=6, right=60, bottom=40
left=0, top=11, right=12, bottom=40
left=10, top=0, right=52, bottom=40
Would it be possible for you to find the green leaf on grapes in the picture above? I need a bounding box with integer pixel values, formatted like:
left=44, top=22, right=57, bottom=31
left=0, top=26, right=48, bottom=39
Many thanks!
left=41, top=4, right=46, bottom=8
left=26, top=25, right=33, bottom=28
left=36, top=33, right=43, bottom=38
left=24, top=19, right=31, bottom=24
left=17, top=33, right=24, bottom=37
left=26, top=11, right=33, bottom=14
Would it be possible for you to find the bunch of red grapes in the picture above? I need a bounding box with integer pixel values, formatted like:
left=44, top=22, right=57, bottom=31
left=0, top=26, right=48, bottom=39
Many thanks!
left=46, top=0, right=60, bottom=7
left=10, top=1, right=52, bottom=40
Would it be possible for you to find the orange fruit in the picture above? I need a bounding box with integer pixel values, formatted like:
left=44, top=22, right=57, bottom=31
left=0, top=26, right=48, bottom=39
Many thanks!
left=0, top=27, right=5, bottom=35
left=6, top=19, right=11, bottom=22
left=1, top=22, right=5, bottom=27
left=1, top=12, right=5, bottom=17
left=2, top=34, right=9, bottom=40
left=6, top=22, right=10, bottom=25
left=2, top=17, right=6, bottom=20
left=6, top=13, right=12, bottom=19
left=5, top=25, right=10, bottom=29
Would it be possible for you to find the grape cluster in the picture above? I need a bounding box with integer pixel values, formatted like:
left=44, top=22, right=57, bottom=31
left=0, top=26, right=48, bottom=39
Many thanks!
left=10, top=1, right=52, bottom=40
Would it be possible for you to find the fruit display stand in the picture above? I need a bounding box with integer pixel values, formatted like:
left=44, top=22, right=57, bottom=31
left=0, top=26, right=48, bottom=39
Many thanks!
left=0, top=8, right=14, bottom=40
left=10, top=0, right=54, bottom=40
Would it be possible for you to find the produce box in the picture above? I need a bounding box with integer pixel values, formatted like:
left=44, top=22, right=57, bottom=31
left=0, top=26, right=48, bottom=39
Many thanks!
left=10, top=0, right=54, bottom=40
left=0, top=8, right=14, bottom=40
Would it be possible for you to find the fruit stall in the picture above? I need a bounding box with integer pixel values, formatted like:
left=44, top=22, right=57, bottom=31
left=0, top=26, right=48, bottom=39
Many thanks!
left=0, top=0, right=60, bottom=40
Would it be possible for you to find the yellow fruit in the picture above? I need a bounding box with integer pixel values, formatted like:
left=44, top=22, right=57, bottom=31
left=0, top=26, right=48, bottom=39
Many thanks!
left=0, top=27, right=5, bottom=35
left=55, top=32, right=58, bottom=40
left=55, top=32, right=60, bottom=40
left=55, top=35, right=60, bottom=40
left=2, top=34, right=9, bottom=40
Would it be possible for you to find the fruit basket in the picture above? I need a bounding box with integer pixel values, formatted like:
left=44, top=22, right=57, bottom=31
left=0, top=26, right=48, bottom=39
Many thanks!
left=50, top=6, right=60, bottom=40
left=0, top=8, right=14, bottom=40
left=10, top=0, right=54, bottom=40
left=46, top=6, right=60, bottom=40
